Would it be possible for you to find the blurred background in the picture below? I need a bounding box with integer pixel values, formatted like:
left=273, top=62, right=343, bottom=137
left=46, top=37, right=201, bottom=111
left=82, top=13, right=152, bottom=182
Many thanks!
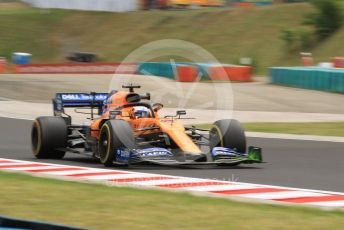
left=1, top=0, right=343, bottom=75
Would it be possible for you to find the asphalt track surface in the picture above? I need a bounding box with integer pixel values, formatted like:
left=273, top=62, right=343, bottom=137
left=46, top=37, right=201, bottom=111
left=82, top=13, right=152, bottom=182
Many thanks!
left=1, top=117, right=344, bottom=193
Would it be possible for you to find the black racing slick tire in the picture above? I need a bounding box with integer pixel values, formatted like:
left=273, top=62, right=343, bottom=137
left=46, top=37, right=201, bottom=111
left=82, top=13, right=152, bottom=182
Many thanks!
left=98, top=120, right=136, bottom=167
left=209, top=119, right=246, bottom=154
left=31, top=116, right=67, bottom=159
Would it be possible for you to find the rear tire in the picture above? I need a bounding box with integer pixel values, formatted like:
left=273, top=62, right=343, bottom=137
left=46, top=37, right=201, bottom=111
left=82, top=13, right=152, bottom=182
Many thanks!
left=209, top=119, right=246, bottom=154
left=31, top=116, right=67, bottom=159
left=98, top=120, right=136, bottom=167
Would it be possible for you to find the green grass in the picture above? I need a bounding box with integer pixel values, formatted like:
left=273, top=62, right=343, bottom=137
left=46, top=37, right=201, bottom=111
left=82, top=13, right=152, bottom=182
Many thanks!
left=0, top=6, right=71, bottom=61
left=194, top=122, right=344, bottom=137
left=0, top=171, right=344, bottom=230
left=0, top=2, right=343, bottom=74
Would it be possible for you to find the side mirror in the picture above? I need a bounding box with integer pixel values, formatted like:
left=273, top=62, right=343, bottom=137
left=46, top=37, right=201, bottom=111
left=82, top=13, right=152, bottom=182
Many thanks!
left=163, top=110, right=187, bottom=119
left=109, top=110, right=121, bottom=119
left=176, top=110, right=186, bottom=118
left=140, top=93, right=151, bottom=100
left=152, top=103, right=164, bottom=112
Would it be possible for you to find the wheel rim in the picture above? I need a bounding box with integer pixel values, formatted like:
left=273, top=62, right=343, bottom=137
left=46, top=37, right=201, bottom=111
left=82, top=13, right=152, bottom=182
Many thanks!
left=209, top=127, right=221, bottom=149
left=98, top=125, right=111, bottom=163
left=99, top=128, right=110, bottom=162
left=31, top=121, right=41, bottom=155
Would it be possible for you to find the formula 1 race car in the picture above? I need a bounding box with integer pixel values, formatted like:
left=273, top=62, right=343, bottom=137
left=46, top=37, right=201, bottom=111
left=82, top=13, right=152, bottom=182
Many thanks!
left=31, top=84, right=263, bottom=167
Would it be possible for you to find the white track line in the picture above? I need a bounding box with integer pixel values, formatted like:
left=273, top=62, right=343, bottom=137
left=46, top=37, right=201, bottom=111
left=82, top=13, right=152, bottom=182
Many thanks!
left=130, top=178, right=206, bottom=186
left=45, top=168, right=124, bottom=176
left=182, top=184, right=258, bottom=192
left=2, top=166, right=58, bottom=171
left=309, top=201, right=344, bottom=207
left=237, top=191, right=329, bottom=200
left=246, top=132, right=344, bottom=143
left=0, top=162, right=44, bottom=166
left=72, top=173, right=158, bottom=181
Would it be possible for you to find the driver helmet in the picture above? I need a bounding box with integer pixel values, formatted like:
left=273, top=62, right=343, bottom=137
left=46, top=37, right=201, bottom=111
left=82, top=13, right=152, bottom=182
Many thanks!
left=133, top=106, right=150, bottom=118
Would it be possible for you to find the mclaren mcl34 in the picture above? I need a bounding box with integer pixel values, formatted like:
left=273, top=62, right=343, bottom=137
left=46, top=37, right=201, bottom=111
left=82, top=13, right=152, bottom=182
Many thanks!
left=31, top=85, right=263, bottom=167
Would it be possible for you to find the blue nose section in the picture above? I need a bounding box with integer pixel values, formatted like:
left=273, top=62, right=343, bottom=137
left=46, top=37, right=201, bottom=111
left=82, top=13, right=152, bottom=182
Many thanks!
left=134, top=148, right=173, bottom=158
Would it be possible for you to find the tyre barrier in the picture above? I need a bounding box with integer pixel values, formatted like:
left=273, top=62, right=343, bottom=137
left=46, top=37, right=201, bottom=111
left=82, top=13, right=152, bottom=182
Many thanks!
left=0, top=215, right=84, bottom=230
left=12, top=63, right=138, bottom=74
left=189, top=63, right=252, bottom=82
left=189, top=63, right=213, bottom=80
left=10, top=61, right=252, bottom=82
left=137, top=62, right=201, bottom=82
left=170, top=0, right=225, bottom=7
left=332, top=57, right=344, bottom=68
left=175, top=65, right=199, bottom=82
left=137, top=62, right=175, bottom=79
left=208, top=65, right=252, bottom=81
left=234, top=2, right=254, bottom=7
left=137, top=62, right=252, bottom=82
left=0, top=58, right=6, bottom=73
left=270, top=67, right=344, bottom=93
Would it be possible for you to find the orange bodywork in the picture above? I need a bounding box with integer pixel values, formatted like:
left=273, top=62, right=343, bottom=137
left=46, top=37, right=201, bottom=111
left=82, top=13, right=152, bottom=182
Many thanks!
left=89, top=91, right=202, bottom=154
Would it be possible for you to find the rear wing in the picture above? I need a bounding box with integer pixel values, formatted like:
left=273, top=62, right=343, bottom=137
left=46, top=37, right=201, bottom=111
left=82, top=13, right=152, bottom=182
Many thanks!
left=53, top=92, right=108, bottom=117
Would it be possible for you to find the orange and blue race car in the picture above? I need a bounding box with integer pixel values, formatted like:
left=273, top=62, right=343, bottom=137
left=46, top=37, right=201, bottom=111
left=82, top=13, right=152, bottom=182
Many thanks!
left=31, top=84, right=263, bottom=167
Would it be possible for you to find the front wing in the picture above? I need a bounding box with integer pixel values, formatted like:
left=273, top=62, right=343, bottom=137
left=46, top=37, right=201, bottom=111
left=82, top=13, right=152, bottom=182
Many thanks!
left=122, top=146, right=263, bottom=166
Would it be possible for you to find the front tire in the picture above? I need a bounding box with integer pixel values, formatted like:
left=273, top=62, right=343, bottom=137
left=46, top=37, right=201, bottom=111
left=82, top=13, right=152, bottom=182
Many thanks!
left=209, top=119, right=246, bottom=154
left=31, top=116, right=67, bottom=159
left=98, top=120, right=136, bottom=167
